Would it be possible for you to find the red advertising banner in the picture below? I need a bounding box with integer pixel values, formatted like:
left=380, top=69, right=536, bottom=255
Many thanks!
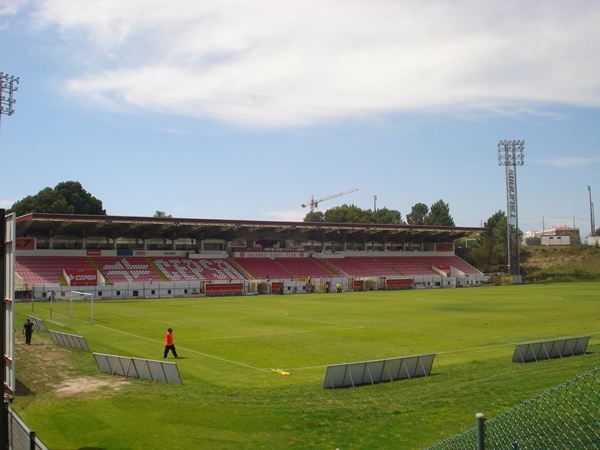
left=236, top=251, right=305, bottom=258
left=204, top=283, right=243, bottom=296
left=435, top=243, right=454, bottom=252
left=64, top=269, right=99, bottom=286
left=86, top=249, right=101, bottom=256
left=386, top=279, right=414, bottom=289
left=16, top=238, right=36, bottom=251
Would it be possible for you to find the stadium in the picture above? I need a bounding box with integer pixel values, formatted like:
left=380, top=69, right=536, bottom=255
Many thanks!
left=4, top=211, right=600, bottom=449
left=12, top=212, right=489, bottom=300
left=2, top=2, right=599, bottom=447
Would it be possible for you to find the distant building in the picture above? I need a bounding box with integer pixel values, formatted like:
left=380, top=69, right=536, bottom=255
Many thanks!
left=587, top=236, right=600, bottom=246
left=523, top=225, right=580, bottom=246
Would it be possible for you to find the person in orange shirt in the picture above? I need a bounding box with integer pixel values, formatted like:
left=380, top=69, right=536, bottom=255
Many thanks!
left=164, top=327, right=179, bottom=359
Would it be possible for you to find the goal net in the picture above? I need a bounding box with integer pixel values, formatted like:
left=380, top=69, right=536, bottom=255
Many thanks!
left=47, top=291, right=95, bottom=326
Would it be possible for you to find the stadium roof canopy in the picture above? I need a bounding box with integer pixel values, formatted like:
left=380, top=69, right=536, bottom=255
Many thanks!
left=14, top=213, right=486, bottom=244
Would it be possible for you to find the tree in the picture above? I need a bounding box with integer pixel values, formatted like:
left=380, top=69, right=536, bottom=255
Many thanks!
left=405, top=203, right=429, bottom=225
left=464, top=210, right=508, bottom=273
left=303, top=211, right=325, bottom=222
left=324, top=204, right=372, bottom=223
left=406, top=200, right=455, bottom=226
left=303, top=204, right=402, bottom=224
left=154, top=211, right=173, bottom=218
left=373, top=207, right=403, bottom=224
left=424, top=200, right=455, bottom=226
left=8, top=181, right=106, bottom=216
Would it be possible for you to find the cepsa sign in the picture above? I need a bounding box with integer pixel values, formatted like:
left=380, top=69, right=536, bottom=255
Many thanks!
left=64, top=270, right=98, bottom=286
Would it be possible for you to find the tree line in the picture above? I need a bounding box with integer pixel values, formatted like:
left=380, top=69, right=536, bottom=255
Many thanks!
left=303, top=199, right=455, bottom=226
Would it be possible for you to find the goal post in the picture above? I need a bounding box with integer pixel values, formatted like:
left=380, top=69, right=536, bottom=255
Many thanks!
left=69, top=291, right=95, bottom=324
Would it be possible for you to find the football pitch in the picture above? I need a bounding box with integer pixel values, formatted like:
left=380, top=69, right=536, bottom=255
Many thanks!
left=14, top=282, right=600, bottom=449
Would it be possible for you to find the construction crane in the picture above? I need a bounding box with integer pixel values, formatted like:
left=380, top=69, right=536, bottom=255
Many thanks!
left=301, top=188, right=359, bottom=213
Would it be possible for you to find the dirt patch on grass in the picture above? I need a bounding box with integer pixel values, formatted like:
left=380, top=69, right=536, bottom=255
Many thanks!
left=15, top=337, right=129, bottom=397
left=55, top=376, right=127, bottom=397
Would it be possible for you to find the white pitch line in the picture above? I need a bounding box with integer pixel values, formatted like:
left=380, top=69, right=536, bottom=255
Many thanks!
left=183, top=303, right=365, bottom=329
left=437, top=332, right=600, bottom=355
left=93, top=324, right=268, bottom=372
left=280, top=331, right=600, bottom=372
left=199, top=326, right=363, bottom=341
left=107, top=310, right=173, bottom=325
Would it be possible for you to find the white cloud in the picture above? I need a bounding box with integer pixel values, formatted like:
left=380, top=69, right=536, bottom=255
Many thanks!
left=0, top=0, right=27, bottom=16
left=535, top=157, right=600, bottom=168
left=265, top=210, right=306, bottom=222
left=20, top=0, right=600, bottom=127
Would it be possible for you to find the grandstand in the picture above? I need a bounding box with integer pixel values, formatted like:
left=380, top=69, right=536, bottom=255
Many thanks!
left=13, top=213, right=487, bottom=299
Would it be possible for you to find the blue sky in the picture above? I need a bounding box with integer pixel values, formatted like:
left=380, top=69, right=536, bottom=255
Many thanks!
left=1, top=0, right=599, bottom=236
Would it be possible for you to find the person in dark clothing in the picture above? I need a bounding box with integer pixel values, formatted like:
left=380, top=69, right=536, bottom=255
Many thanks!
left=22, top=319, right=34, bottom=345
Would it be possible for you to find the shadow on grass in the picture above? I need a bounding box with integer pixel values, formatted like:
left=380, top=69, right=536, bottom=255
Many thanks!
left=15, top=378, right=34, bottom=396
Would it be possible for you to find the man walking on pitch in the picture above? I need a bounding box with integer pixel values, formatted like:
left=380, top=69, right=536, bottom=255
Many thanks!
left=164, top=328, right=179, bottom=359
left=22, top=318, right=34, bottom=345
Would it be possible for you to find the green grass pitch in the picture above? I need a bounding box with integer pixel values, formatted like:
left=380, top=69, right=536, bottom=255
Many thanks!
left=13, top=282, right=600, bottom=449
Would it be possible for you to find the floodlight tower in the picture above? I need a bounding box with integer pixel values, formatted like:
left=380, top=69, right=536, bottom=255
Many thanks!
left=589, top=185, right=595, bottom=238
left=498, top=140, right=524, bottom=277
left=1, top=72, right=19, bottom=119
left=1, top=71, right=18, bottom=450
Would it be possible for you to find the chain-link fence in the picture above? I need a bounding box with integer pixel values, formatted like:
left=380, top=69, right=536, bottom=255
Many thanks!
left=426, top=365, right=600, bottom=449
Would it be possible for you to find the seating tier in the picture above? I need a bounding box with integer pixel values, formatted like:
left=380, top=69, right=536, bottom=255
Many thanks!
left=15, top=256, right=94, bottom=284
left=274, top=258, right=335, bottom=278
left=152, top=258, right=243, bottom=281
left=325, top=256, right=401, bottom=278
left=410, top=256, right=482, bottom=275
left=374, top=257, right=437, bottom=276
left=234, top=258, right=294, bottom=279
left=94, top=257, right=157, bottom=283
left=15, top=254, right=481, bottom=284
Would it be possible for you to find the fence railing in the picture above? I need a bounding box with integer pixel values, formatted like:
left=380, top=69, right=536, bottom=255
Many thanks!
left=425, top=365, right=600, bottom=449
left=7, top=405, right=49, bottom=450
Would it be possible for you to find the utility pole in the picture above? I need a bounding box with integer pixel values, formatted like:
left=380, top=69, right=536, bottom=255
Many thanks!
left=0, top=71, right=19, bottom=450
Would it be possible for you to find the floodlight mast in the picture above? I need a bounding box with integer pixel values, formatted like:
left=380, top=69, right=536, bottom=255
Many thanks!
left=589, top=185, right=595, bottom=238
left=0, top=210, right=6, bottom=448
left=0, top=71, right=18, bottom=450
left=0, top=72, right=19, bottom=118
left=498, top=140, right=524, bottom=277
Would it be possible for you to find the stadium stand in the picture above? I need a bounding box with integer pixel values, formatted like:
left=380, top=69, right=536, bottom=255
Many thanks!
left=234, top=257, right=295, bottom=279
left=12, top=213, right=488, bottom=298
left=272, top=258, right=337, bottom=279
left=94, top=257, right=156, bottom=283
left=323, top=256, right=401, bottom=278
left=16, top=256, right=94, bottom=284
left=14, top=254, right=482, bottom=285
left=373, top=256, right=438, bottom=277
left=152, top=257, right=243, bottom=281
left=410, top=255, right=483, bottom=276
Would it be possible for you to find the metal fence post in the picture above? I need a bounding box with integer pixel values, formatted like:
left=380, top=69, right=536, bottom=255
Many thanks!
left=29, top=430, right=36, bottom=450
left=476, top=413, right=485, bottom=450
